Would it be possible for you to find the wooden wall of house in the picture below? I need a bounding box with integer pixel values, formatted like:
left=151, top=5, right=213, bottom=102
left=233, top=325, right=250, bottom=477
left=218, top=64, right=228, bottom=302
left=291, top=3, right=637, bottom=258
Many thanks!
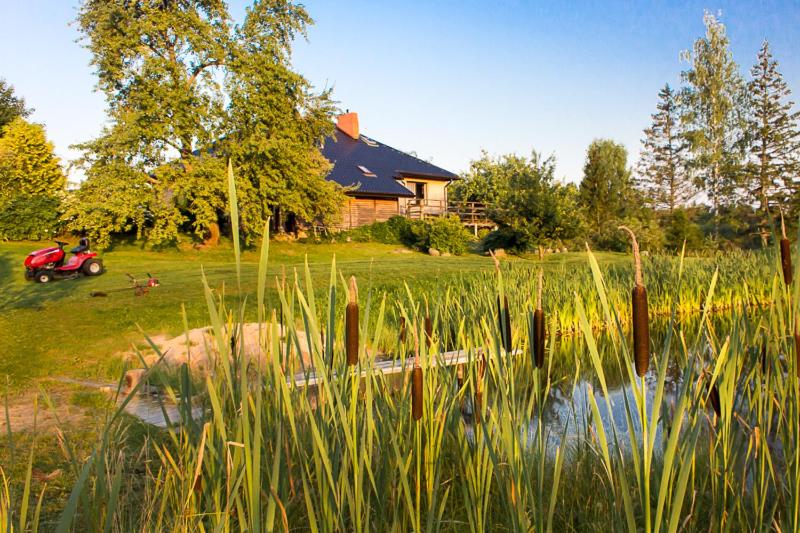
left=338, top=197, right=399, bottom=229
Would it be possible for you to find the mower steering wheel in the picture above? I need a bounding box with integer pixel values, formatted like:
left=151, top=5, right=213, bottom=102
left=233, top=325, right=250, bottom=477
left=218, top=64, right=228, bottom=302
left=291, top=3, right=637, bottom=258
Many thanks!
left=55, top=240, right=68, bottom=247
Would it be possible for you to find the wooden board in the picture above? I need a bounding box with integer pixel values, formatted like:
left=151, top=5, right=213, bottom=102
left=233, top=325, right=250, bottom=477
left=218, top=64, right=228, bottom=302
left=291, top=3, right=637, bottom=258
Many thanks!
left=338, top=197, right=399, bottom=229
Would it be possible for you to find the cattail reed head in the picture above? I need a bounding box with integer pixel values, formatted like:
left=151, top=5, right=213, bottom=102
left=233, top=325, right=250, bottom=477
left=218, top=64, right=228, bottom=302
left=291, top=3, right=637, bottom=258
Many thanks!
left=345, top=276, right=359, bottom=366
left=424, top=316, right=433, bottom=348
left=780, top=209, right=793, bottom=286
left=399, top=316, right=406, bottom=343
left=456, top=363, right=464, bottom=389
left=620, top=226, right=650, bottom=377
left=533, top=269, right=545, bottom=368
left=412, top=365, right=423, bottom=421
left=708, top=381, right=721, bottom=418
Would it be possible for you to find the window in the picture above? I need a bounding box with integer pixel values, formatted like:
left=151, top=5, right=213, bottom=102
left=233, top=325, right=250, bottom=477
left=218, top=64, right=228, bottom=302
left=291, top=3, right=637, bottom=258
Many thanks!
left=414, top=182, right=425, bottom=200
left=357, top=165, right=376, bottom=177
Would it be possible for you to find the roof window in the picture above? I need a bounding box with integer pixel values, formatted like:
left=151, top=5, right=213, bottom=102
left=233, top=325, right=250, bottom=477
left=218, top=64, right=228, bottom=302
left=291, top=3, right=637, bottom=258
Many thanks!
left=357, top=165, right=376, bottom=177
left=361, top=136, right=379, bottom=147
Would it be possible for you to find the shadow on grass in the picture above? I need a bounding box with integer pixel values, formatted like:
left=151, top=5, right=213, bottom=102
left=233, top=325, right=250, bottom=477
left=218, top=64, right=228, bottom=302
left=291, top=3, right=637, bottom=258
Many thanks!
left=0, top=251, right=90, bottom=311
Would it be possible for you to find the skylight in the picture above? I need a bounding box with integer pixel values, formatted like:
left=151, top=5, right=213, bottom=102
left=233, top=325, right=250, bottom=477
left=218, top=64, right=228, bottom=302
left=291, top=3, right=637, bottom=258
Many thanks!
left=357, top=165, right=376, bottom=177
left=361, top=136, right=379, bottom=147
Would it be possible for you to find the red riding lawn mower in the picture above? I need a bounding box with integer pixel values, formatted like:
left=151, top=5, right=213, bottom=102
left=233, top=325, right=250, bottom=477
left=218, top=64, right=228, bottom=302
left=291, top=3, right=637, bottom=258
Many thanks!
left=24, top=238, right=104, bottom=283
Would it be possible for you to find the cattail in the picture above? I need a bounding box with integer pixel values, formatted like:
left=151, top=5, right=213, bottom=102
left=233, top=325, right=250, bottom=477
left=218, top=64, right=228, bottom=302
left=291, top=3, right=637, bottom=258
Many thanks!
left=412, top=365, right=423, bottom=421
left=497, top=296, right=512, bottom=352
left=345, top=276, right=359, bottom=366
left=456, top=363, right=464, bottom=389
left=620, top=226, right=650, bottom=377
left=399, top=316, right=406, bottom=343
left=780, top=209, right=793, bottom=286
left=424, top=316, right=433, bottom=347
left=708, top=381, right=721, bottom=418
left=474, top=356, right=486, bottom=423
left=533, top=269, right=546, bottom=369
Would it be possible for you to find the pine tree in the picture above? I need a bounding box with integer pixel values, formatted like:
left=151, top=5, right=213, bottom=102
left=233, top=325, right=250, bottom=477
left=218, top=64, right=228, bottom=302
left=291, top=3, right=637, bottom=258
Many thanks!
left=746, top=40, right=800, bottom=214
left=637, top=84, right=693, bottom=212
left=681, top=12, right=748, bottom=236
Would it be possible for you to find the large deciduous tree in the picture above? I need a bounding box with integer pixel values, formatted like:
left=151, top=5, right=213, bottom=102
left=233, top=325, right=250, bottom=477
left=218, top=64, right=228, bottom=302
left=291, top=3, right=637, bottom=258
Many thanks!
left=72, top=0, right=345, bottom=246
left=451, top=151, right=582, bottom=250
left=746, top=40, right=800, bottom=215
left=637, top=84, right=693, bottom=212
left=680, top=12, right=747, bottom=235
left=0, top=79, right=31, bottom=133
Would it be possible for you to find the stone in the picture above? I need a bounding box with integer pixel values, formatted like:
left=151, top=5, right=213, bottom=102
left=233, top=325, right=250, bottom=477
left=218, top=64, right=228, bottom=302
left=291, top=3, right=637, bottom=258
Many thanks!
left=562, top=247, right=568, bottom=253
left=428, top=248, right=441, bottom=256
left=442, top=252, right=452, bottom=257
left=493, top=248, right=507, bottom=258
left=123, top=369, right=147, bottom=393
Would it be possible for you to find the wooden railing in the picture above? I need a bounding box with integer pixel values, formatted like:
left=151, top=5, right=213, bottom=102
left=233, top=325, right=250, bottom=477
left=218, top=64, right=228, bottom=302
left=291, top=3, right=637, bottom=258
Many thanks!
left=446, top=201, right=488, bottom=224
left=403, top=200, right=492, bottom=230
left=403, top=199, right=447, bottom=219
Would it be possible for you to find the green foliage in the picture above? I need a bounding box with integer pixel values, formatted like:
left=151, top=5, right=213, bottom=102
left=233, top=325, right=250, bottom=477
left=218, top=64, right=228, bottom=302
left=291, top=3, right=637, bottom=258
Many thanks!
left=0, top=118, right=65, bottom=240
left=664, top=208, right=705, bottom=251
left=412, top=214, right=473, bottom=255
left=636, top=84, right=694, bottom=212
left=73, top=0, right=344, bottom=246
left=746, top=40, right=800, bottom=215
left=454, top=151, right=583, bottom=251
left=579, top=139, right=633, bottom=228
left=334, top=215, right=472, bottom=255
left=588, top=215, right=665, bottom=252
left=0, top=194, right=62, bottom=240
left=340, top=216, right=416, bottom=244
left=0, top=79, right=31, bottom=133
left=681, top=12, right=748, bottom=230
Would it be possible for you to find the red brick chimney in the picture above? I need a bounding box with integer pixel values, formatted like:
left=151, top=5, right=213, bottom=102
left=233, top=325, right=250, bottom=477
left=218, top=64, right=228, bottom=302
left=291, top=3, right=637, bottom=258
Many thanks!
left=337, top=112, right=359, bottom=140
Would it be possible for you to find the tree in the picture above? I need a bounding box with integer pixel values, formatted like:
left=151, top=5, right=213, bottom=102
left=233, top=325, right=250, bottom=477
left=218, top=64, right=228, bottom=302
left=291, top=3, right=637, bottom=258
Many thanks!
left=637, top=84, right=693, bottom=212
left=0, top=79, right=31, bottom=133
left=72, top=0, right=344, bottom=246
left=0, top=118, right=65, bottom=239
left=579, top=139, right=632, bottom=227
left=681, top=12, right=747, bottom=235
left=224, top=0, right=345, bottom=236
left=453, top=151, right=583, bottom=251
left=746, top=40, right=800, bottom=214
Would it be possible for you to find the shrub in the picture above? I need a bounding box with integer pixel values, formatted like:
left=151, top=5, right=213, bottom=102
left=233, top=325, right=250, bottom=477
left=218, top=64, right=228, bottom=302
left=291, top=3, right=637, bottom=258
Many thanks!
left=328, top=215, right=473, bottom=255
left=345, top=216, right=416, bottom=244
left=0, top=194, right=62, bottom=240
left=412, top=215, right=473, bottom=255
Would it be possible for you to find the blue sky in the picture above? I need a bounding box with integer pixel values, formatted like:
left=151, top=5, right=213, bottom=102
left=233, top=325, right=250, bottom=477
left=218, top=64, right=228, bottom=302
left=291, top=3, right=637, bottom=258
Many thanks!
left=1, top=0, right=799, bottom=184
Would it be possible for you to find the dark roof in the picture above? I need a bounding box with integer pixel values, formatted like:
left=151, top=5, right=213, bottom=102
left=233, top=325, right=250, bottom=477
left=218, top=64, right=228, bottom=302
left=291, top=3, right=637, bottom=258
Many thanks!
left=321, top=129, right=457, bottom=198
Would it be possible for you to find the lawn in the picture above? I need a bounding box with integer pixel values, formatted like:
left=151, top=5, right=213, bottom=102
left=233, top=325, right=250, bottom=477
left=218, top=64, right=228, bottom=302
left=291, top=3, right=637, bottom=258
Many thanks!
left=0, top=239, right=619, bottom=388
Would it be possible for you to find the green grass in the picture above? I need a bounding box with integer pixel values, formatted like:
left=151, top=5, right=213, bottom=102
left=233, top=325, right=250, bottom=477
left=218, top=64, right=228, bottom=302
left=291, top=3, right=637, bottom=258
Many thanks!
left=1, top=240, right=547, bottom=387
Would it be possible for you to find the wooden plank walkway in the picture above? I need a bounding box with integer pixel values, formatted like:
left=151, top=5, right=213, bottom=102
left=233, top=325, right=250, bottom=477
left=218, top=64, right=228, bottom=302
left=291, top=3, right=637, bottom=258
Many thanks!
left=289, top=348, right=522, bottom=388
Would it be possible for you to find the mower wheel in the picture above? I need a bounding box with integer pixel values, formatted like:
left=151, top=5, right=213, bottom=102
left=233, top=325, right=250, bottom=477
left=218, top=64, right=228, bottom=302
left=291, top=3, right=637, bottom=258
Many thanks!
left=35, top=271, right=53, bottom=284
left=83, top=259, right=103, bottom=276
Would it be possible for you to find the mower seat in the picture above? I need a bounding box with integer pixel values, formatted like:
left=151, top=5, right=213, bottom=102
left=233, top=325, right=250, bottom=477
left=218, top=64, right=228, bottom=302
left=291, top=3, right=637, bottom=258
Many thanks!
left=70, top=238, right=90, bottom=254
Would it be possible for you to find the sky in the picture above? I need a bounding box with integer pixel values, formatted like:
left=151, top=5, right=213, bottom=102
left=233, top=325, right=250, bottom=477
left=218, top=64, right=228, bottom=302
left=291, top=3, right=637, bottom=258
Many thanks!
left=1, top=0, right=799, bottom=185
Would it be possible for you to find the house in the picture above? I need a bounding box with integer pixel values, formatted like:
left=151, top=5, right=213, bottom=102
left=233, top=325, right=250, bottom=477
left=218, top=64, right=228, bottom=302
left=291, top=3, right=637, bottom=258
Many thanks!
left=322, top=112, right=458, bottom=229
